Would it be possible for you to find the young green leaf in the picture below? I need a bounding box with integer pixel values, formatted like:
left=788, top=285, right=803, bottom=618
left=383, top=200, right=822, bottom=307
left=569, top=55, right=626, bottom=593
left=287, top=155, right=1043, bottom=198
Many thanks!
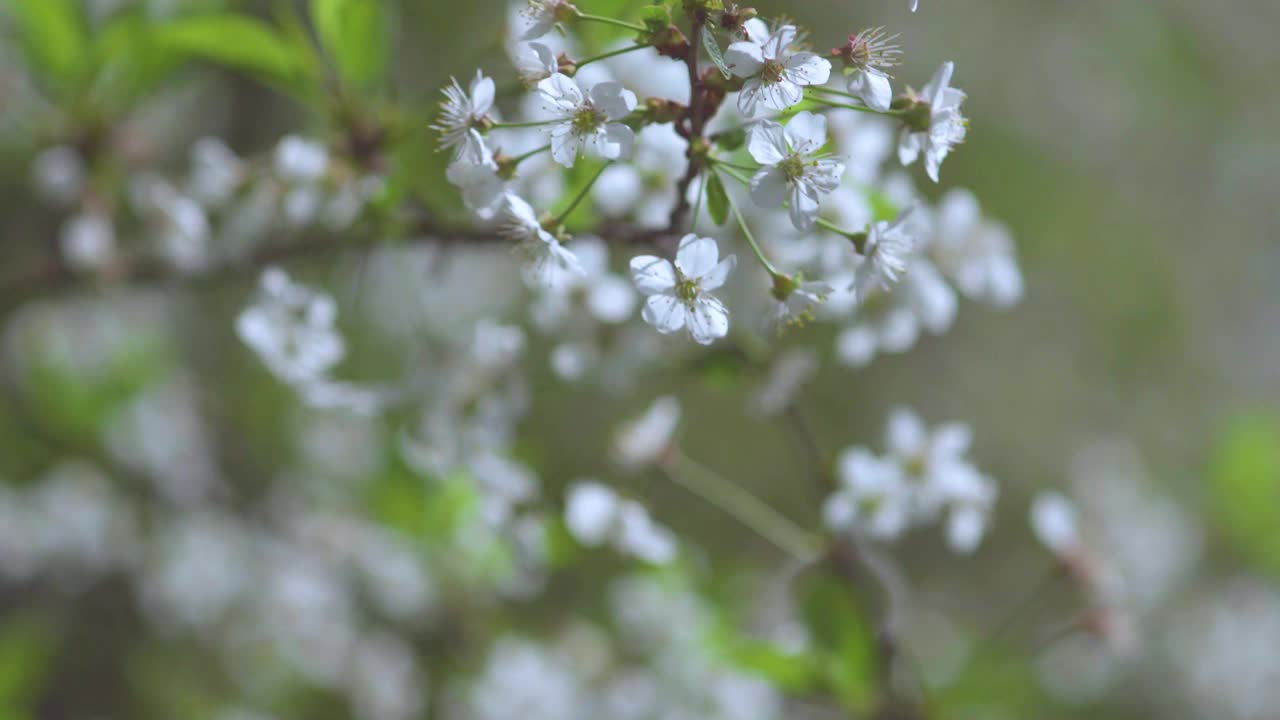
left=706, top=170, right=729, bottom=226
left=701, top=25, right=731, bottom=79
left=151, top=14, right=303, bottom=84
left=310, top=0, right=388, bottom=91
left=3, top=0, right=88, bottom=92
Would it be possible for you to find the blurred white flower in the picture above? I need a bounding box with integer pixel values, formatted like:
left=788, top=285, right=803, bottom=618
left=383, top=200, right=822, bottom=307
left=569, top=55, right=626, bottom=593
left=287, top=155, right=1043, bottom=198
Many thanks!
left=613, top=396, right=681, bottom=471
left=564, top=481, right=676, bottom=564
left=274, top=135, right=329, bottom=183
left=236, top=267, right=346, bottom=386
left=433, top=70, right=496, bottom=165
left=1030, top=491, right=1080, bottom=556
left=58, top=211, right=115, bottom=271
left=898, top=62, right=967, bottom=182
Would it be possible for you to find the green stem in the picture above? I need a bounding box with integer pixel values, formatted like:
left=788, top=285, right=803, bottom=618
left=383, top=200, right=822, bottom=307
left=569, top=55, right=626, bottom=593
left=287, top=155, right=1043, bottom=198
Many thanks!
left=711, top=158, right=761, bottom=173
left=806, top=92, right=904, bottom=117
left=554, top=162, right=611, bottom=224
left=722, top=173, right=781, bottom=277
left=690, top=168, right=707, bottom=233
left=489, top=119, right=557, bottom=130
left=662, top=452, right=821, bottom=561
left=575, top=12, right=646, bottom=32
left=815, top=217, right=856, bottom=238
left=511, top=143, right=551, bottom=166
left=574, top=44, right=648, bottom=72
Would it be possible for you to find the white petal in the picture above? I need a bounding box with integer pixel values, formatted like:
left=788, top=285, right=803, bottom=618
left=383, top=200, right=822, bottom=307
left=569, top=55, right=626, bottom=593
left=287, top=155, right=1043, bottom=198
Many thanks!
left=749, top=167, right=789, bottom=208
left=923, top=62, right=955, bottom=104
left=736, top=78, right=764, bottom=116
left=763, top=26, right=798, bottom=61
left=550, top=129, right=581, bottom=167
left=599, top=123, right=634, bottom=160
left=590, top=82, right=637, bottom=119
left=630, top=255, right=676, bottom=294
left=537, top=72, right=584, bottom=109
left=849, top=70, right=892, bottom=112
left=782, top=53, right=831, bottom=87
left=642, top=293, right=687, bottom=333
left=886, top=407, right=926, bottom=456
left=565, top=482, right=618, bottom=546
left=687, top=296, right=729, bottom=345
left=699, top=255, right=736, bottom=292
left=788, top=184, right=821, bottom=231
left=783, top=111, right=827, bottom=154
left=724, top=41, right=764, bottom=78
left=674, top=234, right=719, bottom=279
left=760, top=78, right=804, bottom=111
left=746, top=121, right=788, bottom=165
left=470, top=71, right=495, bottom=114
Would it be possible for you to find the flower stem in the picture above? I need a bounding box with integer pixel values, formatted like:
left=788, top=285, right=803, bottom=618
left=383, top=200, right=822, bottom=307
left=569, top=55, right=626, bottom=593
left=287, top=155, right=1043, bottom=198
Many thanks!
left=721, top=172, right=782, bottom=277
left=574, top=44, right=648, bottom=72
left=511, top=143, right=551, bottom=166
left=690, top=169, right=707, bottom=233
left=661, top=451, right=821, bottom=561
left=489, top=119, right=557, bottom=130
left=575, top=12, right=646, bottom=32
left=806, top=91, right=904, bottom=117
left=815, top=217, right=857, bottom=238
left=554, top=162, right=611, bottom=224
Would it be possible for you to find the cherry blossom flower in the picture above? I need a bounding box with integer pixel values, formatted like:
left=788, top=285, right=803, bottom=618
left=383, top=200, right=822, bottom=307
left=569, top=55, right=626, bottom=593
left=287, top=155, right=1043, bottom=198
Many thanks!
left=898, top=61, right=968, bottom=182
left=1031, top=491, right=1081, bottom=556
left=537, top=73, right=636, bottom=167
left=824, top=447, right=912, bottom=540
left=725, top=24, right=831, bottom=116
left=853, top=207, right=916, bottom=301
left=514, top=42, right=558, bottom=84
left=564, top=481, right=676, bottom=564
left=833, top=27, right=901, bottom=112
left=630, top=234, right=736, bottom=345
left=518, top=0, right=575, bottom=40
left=927, top=189, right=1024, bottom=307
left=613, top=396, right=681, bottom=471
left=498, top=193, right=584, bottom=289
left=236, top=268, right=345, bottom=386
left=433, top=70, right=497, bottom=166
left=747, top=111, right=846, bottom=231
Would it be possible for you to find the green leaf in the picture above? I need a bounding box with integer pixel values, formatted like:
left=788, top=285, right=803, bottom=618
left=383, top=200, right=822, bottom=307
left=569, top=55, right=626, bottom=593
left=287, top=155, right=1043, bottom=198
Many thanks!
left=1212, top=414, right=1280, bottom=575
left=151, top=14, right=303, bottom=83
left=706, top=170, right=729, bottom=226
left=88, top=12, right=185, bottom=111
left=799, top=573, right=878, bottom=711
left=310, top=0, right=388, bottom=91
left=3, top=0, right=88, bottom=91
left=0, top=613, right=57, bottom=707
left=701, top=25, right=731, bottom=79
left=714, top=127, right=745, bottom=152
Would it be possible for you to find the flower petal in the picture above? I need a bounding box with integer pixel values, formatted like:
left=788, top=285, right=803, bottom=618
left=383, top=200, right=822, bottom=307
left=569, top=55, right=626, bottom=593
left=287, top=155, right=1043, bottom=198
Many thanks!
left=746, top=121, right=788, bottom=165
left=590, top=81, right=638, bottom=119
left=724, top=41, right=764, bottom=78
left=783, top=52, right=831, bottom=87
left=687, top=296, right=730, bottom=345
left=630, top=255, right=676, bottom=294
left=699, top=255, right=737, bottom=291
left=749, top=167, right=789, bottom=209
left=783, top=111, right=827, bottom=154
left=674, top=234, right=719, bottom=278
left=642, top=293, right=687, bottom=333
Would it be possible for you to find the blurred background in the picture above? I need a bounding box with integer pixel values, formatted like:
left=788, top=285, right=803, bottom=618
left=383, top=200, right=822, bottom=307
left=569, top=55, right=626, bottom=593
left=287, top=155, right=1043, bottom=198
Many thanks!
left=0, top=0, right=1278, bottom=719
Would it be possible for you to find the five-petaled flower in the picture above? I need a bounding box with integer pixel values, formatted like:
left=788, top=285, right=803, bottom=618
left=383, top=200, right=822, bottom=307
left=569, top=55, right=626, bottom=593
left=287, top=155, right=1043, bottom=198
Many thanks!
left=853, top=207, right=916, bottom=301
left=630, top=235, right=736, bottom=345
left=747, top=111, right=846, bottom=231
left=537, top=73, right=637, bottom=168
left=725, top=24, right=831, bottom=117
left=898, top=61, right=968, bottom=182
left=432, top=70, right=496, bottom=167
left=499, top=193, right=584, bottom=289
left=833, top=27, right=901, bottom=112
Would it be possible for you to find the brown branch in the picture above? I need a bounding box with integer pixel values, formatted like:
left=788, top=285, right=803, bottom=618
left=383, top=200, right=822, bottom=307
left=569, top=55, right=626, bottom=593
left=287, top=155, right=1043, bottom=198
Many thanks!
left=0, top=216, right=668, bottom=314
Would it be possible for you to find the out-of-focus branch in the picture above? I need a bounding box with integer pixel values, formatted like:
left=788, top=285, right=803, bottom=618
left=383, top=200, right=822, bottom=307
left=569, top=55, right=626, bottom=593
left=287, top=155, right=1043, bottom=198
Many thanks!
left=0, top=216, right=668, bottom=314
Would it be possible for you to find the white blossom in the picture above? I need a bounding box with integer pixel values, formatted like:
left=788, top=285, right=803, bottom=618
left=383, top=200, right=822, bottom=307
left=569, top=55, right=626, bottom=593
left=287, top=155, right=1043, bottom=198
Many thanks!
left=927, top=189, right=1024, bottom=307
left=613, top=396, right=681, bottom=471
left=823, top=447, right=911, bottom=540
left=898, top=62, right=968, bottom=182
left=433, top=70, right=496, bottom=165
left=748, top=111, right=845, bottom=231
left=515, top=41, right=558, bottom=84
left=853, top=207, right=916, bottom=301
left=1031, top=491, right=1080, bottom=556
left=236, top=267, right=345, bottom=385
left=274, top=135, right=329, bottom=182
left=498, top=193, right=585, bottom=288
left=836, top=28, right=901, bottom=112
left=517, top=0, right=571, bottom=40
left=630, top=234, right=736, bottom=345
left=59, top=211, right=115, bottom=271
left=564, top=481, right=676, bottom=564
left=725, top=24, right=831, bottom=116
left=537, top=73, right=636, bottom=167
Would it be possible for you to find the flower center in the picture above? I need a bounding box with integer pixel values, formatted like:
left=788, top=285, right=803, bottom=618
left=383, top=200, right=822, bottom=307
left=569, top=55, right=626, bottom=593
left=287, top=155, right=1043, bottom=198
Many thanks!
left=779, top=155, right=807, bottom=181
left=675, top=275, right=701, bottom=304
left=571, top=107, right=604, bottom=135
left=762, top=61, right=785, bottom=83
